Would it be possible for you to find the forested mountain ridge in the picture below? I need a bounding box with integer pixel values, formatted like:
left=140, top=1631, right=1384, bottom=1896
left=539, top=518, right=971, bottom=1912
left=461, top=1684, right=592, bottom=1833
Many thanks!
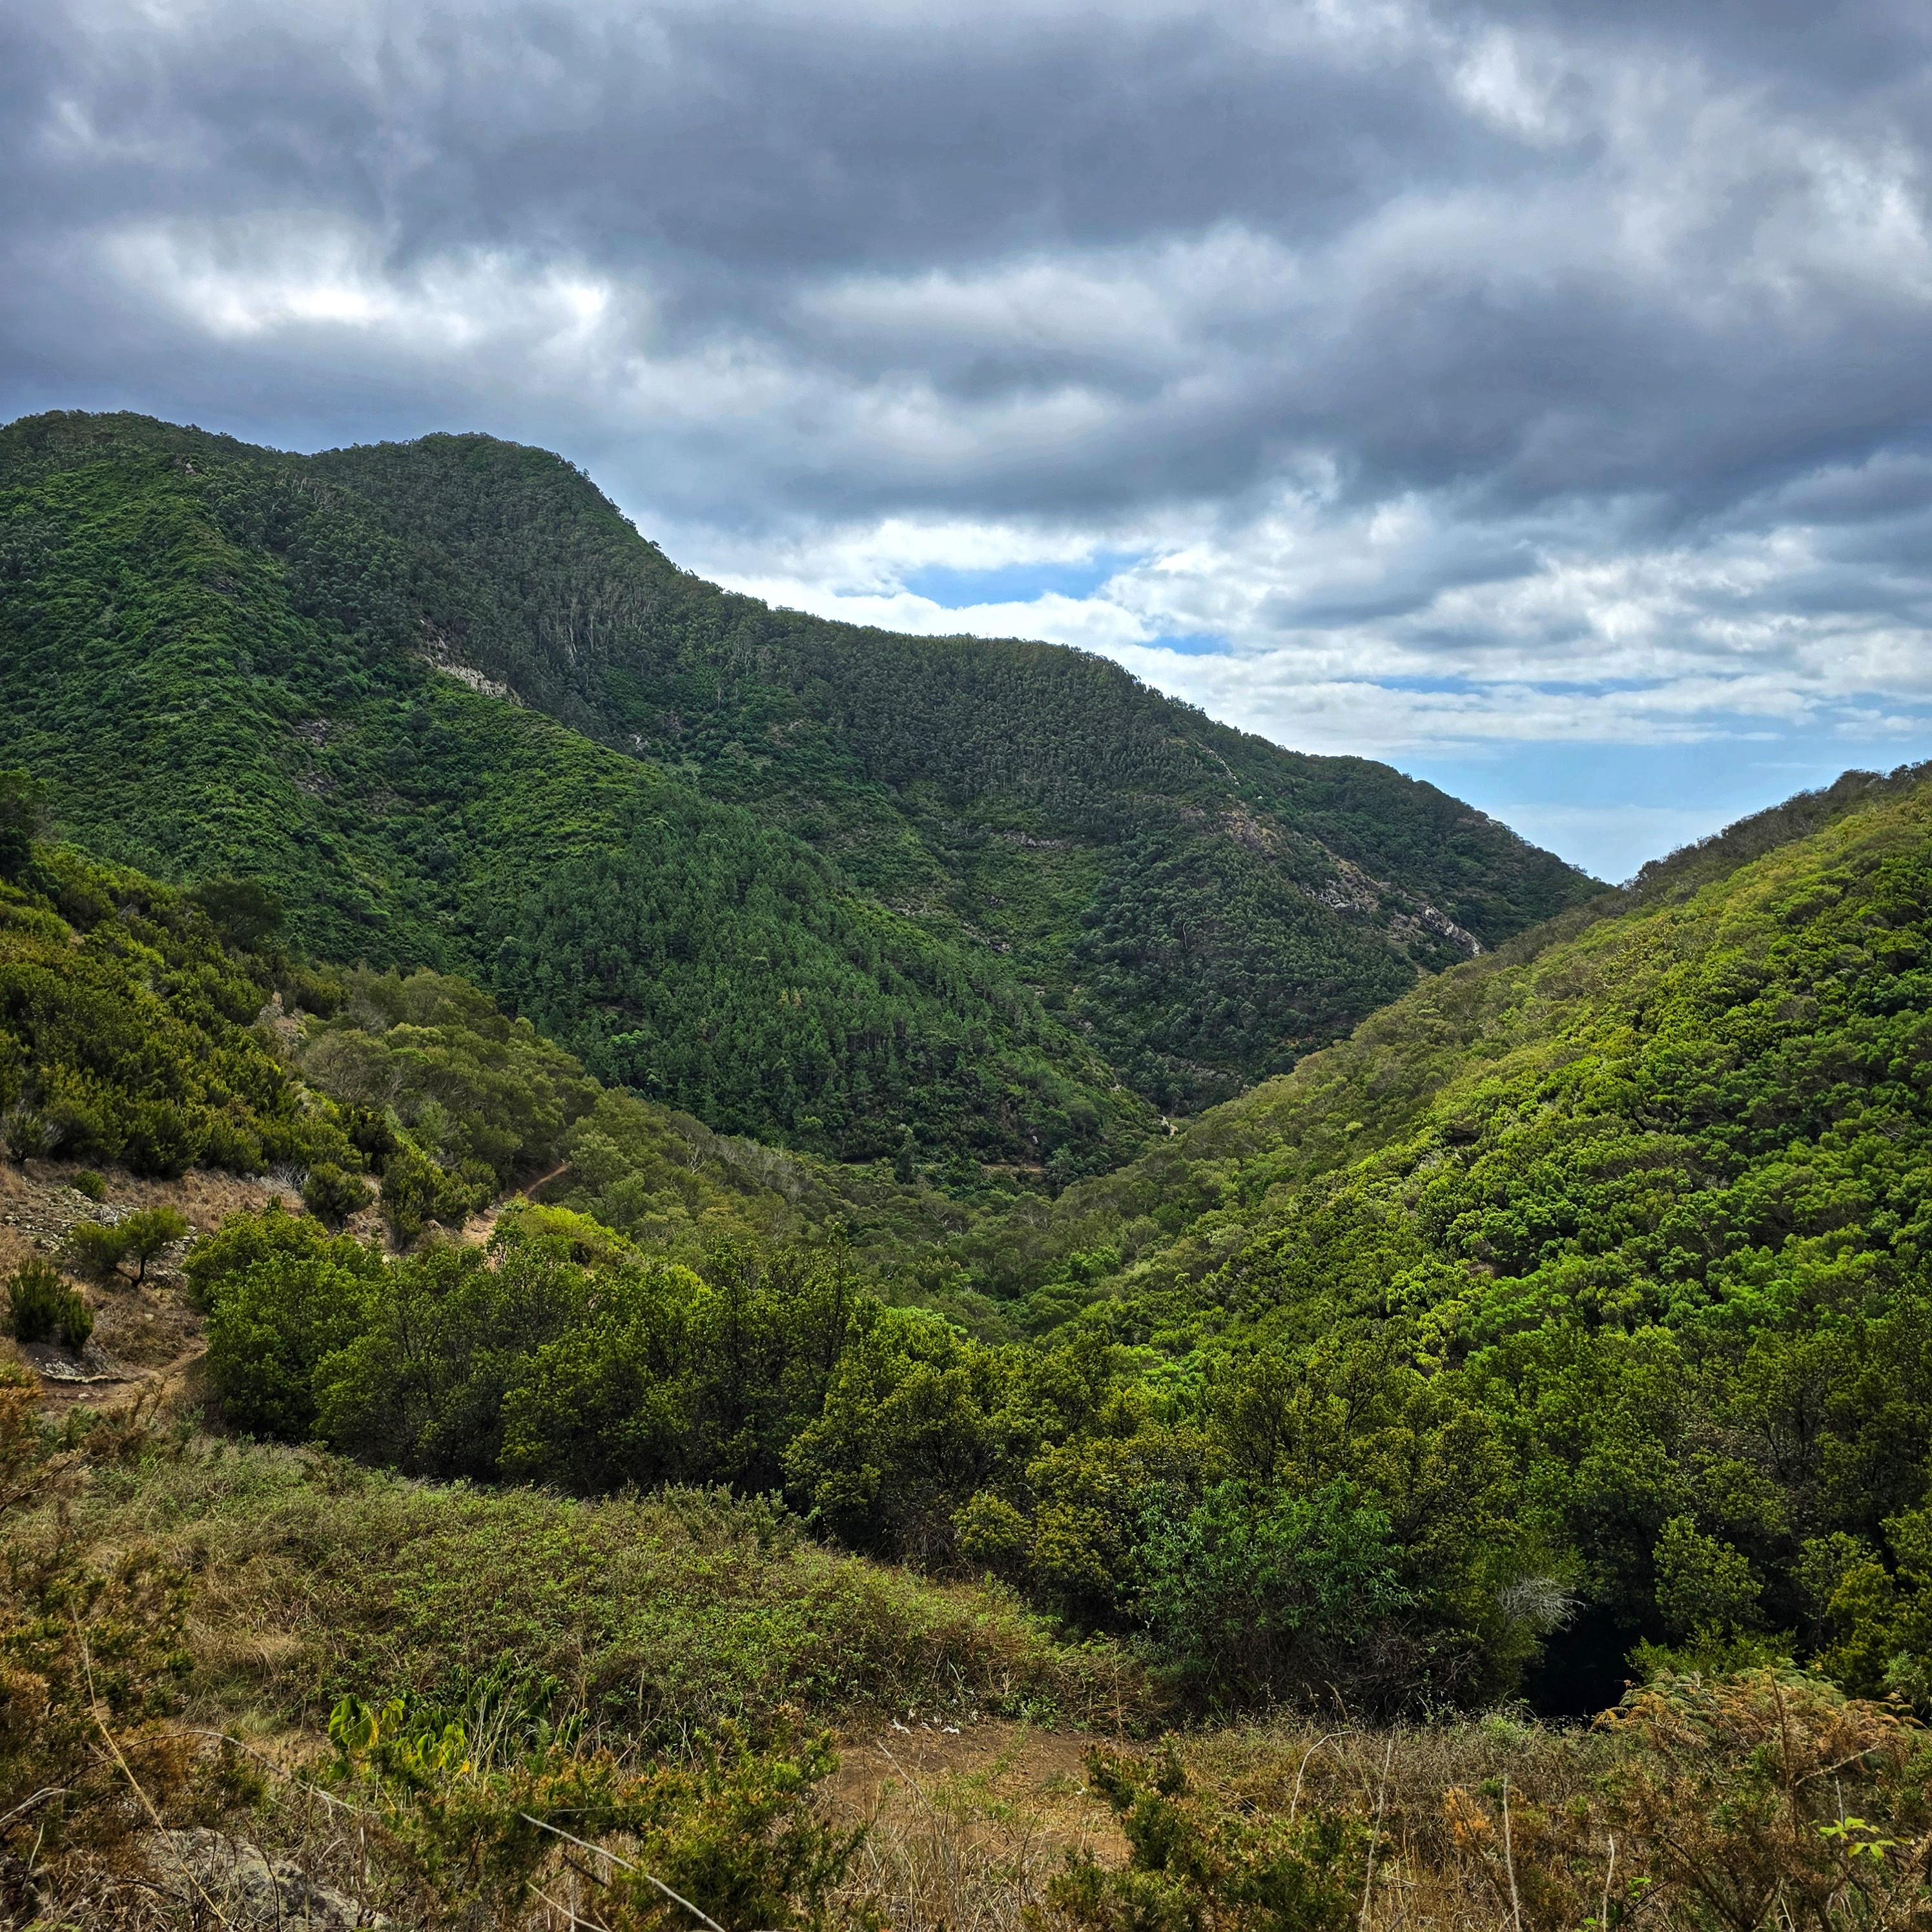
left=985, top=761, right=1932, bottom=1293
left=0, top=411, right=1150, bottom=1175
left=311, top=429, right=1595, bottom=1107
left=0, top=409, right=1591, bottom=1145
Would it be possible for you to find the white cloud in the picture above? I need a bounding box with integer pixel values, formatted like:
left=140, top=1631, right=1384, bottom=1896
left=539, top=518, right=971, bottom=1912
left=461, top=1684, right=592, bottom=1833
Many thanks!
left=13, top=0, right=1932, bottom=821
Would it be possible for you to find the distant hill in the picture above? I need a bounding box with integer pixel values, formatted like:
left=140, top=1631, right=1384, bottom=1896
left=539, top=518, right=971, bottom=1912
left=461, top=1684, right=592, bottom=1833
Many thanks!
left=0, top=408, right=1592, bottom=1169
left=311, top=430, right=1597, bottom=1109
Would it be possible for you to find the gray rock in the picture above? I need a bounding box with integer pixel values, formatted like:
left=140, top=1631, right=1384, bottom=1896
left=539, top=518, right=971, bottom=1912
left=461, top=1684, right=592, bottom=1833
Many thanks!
left=148, top=1829, right=398, bottom=1929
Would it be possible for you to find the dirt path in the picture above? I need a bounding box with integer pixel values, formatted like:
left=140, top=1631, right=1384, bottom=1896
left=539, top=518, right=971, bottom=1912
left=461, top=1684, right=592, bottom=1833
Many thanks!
left=32, top=1333, right=209, bottom=1417
left=457, top=1160, right=572, bottom=1246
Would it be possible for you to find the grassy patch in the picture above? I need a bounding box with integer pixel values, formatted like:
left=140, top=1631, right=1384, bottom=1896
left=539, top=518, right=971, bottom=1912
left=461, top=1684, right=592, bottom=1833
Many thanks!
left=65, top=1437, right=1152, bottom=1744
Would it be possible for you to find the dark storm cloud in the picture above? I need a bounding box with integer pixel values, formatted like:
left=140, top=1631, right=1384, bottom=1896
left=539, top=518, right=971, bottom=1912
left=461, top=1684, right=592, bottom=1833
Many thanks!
left=5, top=0, right=1932, bottom=787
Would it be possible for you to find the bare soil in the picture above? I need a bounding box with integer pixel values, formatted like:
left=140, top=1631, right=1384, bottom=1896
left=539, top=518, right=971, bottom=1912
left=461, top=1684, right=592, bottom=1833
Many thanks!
left=0, top=1156, right=294, bottom=1415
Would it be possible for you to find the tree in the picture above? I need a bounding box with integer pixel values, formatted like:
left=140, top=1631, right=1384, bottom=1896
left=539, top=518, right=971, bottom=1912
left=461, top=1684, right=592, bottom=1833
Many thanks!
left=118, top=1207, right=190, bottom=1285
left=1139, top=1480, right=1415, bottom=1709
left=0, top=768, right=43, bottom=879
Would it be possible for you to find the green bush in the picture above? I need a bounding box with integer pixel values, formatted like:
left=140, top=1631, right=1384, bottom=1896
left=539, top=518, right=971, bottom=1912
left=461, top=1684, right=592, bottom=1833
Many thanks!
left=1047, top=1745, right=1362, bottom=1932
left=0, top=768, right=44, bottom=880
left=67, top=1219, right=131, bottom=1280
left=379, top=1139, right=482, bottom=1246
left=188, top=1203, right=387, bottom=1439
left=189, top=875, right=283, bottom=951
left=327, top=1694, right=862, bottom=1932
left=1140, top=1481, right=1415, bottom=1710
left=118, top=1207, right=190, bottom=1284
left=7, top=1257, right=92, bottom=1349
left=302, top=1161, right=372, bottom=1224
left=70, top=1168, right=107, bottom=1202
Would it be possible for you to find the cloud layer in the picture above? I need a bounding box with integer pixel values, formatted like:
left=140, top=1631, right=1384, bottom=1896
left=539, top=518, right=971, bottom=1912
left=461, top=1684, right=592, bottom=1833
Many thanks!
left=6, top=0, right=1932, bottom=872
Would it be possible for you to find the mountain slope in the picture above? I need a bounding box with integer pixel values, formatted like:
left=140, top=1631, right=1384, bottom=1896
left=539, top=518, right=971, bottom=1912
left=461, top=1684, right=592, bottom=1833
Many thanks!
left=172, top=763, right=1932, bottom=1715
left=309, top=429, right=1596, bottom=1108
left=0, top=407, right=1590, bottom=1159
left=859, top=765, right=1932, bottom=1702
left=0, top=412, right=1147, bottom=1172
left=1012, top=761, right=1932, bottom=1300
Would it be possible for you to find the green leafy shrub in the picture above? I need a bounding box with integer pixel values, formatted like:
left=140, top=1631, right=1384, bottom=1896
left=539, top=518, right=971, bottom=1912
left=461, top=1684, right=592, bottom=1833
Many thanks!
left=189, top=874, right=283, bottom=951
left=70, top=1167, right=107, bottom=1201
left=66, top=1218, right=130, bottom=1280
left=188, top=1203, right=388, bottom=1439
left=302, top=1160, right=372, bottom=1224
left=1047, top=1745, right=1362, bottom=1932
left=327, top=1695, right=863, bottom=1932
left=6, top=1257, right=91, bottom=1348
left=380, top=1138, right=483, bottom=1246
left=1140, top=1481, right=1416, bottom=1711
left=0, top=769, right=45, bottom=881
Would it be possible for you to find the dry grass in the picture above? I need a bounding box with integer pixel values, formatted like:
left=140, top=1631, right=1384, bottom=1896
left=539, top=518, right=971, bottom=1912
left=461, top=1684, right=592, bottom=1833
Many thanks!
left=830, top=1722, right=1125, bottom=1932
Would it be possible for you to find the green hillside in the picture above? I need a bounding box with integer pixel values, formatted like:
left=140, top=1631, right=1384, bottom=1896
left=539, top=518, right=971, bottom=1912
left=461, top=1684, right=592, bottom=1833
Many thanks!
left=311, top=430, right=1594, bottom=1109
left=0, top=816, right=956, bottom=1267
left=0, top=410, right=1591, bottom=1166
left=912, top=763, right=1932, bottom=1704
left=180, top=762, right=1932, bottom=1721
left=0, top=411, right=1147, bottom=1175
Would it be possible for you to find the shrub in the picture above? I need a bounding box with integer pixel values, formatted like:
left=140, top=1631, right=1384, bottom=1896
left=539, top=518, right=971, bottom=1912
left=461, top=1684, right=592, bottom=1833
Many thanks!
left=0, top=768, right=44, bottom=879
left=327, top=1695, right=863, bottom=1932
left=1599, top=1670, right=1932, bottom=1932
left=1046, top=1745, right=1362, bottom=1932
left=70, top=1168, right=107, bottom=1202
left=303, top=1160, right=373, bottom=1224
left=119, top=1206, right=190, bottom=1284
left=119, top=1100, right=204, bottom=1178
left=380, top=1138, right=483, bottom=1245
left=1139, top=1479, right=1415, bottom=1710
left=189, top=1203, right=388, bottom=1438
left=189, top=875, right=284, bottom=952
left=67, top=1218, right=132, bottom=1279
left=0, top=1106, right=52, bottom=1161
left=200, top=1111, right=267, bottom=1173
left=7, top=1257, right=92, bottom=1349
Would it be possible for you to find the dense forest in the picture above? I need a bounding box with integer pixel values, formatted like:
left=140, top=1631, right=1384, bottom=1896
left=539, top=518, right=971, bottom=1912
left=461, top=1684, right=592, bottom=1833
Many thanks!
left=0, top=414, right=1149, bottom=1175
left=0, top=409, right=1591, bottom=1144
left=37, top=756, right=1922, bottom=1723
left=9, top=757, right=1932, bottom=1924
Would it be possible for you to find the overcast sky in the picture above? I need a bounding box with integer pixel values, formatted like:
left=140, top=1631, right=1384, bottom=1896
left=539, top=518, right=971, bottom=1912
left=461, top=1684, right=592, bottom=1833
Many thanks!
left=7, top=0, right=1932, bottom=878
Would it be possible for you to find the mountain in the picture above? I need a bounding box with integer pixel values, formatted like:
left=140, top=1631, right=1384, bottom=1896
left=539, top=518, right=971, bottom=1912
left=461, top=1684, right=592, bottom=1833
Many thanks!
left=0, top=408, right=1592, bottom=1176
left=907, top=762, right=1932, bottom=1703
left=310, top=430, right=1594, bottom=1110
left=161, top=758, right=1932, bottom=1719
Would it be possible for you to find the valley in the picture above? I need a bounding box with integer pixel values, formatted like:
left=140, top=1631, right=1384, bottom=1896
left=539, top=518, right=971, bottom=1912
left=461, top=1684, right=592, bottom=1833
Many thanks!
left=5, top=416, right=1932, bottom=1930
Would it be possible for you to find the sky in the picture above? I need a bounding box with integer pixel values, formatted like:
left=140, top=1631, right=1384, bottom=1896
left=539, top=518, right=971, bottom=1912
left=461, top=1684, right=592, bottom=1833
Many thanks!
left=6, top=1, right=1932, bottom=880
